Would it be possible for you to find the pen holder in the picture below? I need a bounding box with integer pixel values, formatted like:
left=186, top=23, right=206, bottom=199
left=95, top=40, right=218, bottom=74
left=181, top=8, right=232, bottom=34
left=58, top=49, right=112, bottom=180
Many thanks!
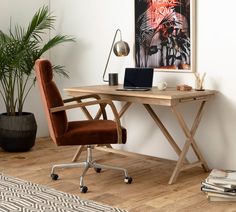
left=109, top=73, right=118, bottom=86
left=194, top=72, right=206, bottom=91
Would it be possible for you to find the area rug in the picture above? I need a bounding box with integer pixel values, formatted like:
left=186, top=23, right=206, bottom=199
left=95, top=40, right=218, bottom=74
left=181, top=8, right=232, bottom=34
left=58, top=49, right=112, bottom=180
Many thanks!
left=0, top=173, right=127, bottom=212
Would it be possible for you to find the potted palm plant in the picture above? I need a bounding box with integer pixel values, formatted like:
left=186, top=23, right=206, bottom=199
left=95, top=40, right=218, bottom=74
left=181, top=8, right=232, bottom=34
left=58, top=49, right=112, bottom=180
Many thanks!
left=0, top=6, right=74, bottom=152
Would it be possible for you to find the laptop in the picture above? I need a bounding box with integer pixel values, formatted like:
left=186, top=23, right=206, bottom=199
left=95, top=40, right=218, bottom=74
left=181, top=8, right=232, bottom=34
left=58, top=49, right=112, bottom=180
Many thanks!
left=116, top=68, right=154, bottom=91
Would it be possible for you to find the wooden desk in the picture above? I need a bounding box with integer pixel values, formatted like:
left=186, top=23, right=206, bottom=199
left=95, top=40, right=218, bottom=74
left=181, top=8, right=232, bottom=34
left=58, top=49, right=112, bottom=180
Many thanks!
left=65, top=85, right=216, bottom=184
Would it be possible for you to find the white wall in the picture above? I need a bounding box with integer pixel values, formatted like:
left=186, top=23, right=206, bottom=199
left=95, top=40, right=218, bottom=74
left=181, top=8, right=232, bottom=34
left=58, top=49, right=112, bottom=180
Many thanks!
left=0, top=0, right=50, bottom=136
left=1, top=0, right=235, bottom=169
left=49, top=0, right=236, bottom=169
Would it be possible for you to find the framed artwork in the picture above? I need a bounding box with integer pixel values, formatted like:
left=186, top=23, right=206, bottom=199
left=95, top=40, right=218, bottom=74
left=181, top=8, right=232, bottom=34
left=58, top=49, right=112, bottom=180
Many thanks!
left=135, top=0, right=196, bottom=72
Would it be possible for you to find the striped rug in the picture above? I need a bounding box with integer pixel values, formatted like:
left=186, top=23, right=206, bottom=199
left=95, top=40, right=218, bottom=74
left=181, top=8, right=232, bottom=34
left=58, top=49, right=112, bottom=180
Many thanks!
left=0, top=173, right=127, bottom=212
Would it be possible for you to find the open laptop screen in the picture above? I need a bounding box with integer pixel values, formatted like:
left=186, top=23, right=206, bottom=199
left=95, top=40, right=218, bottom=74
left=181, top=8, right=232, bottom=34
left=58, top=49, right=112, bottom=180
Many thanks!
left=124, top=68, right=154, bottom=88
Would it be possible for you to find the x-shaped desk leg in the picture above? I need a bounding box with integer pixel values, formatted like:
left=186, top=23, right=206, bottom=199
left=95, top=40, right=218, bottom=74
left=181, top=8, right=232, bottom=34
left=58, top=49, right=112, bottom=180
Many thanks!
left=143, top=101, right=209, bottom=184
left=169, top=101, right=209, bottom=184
left=143, top=104, right=189, bottom=164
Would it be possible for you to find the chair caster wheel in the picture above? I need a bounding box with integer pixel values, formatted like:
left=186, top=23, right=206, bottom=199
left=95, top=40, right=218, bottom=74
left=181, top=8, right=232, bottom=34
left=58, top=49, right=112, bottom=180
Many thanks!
left=124, top=177, right=132, bottom=184
left=80, top=186, right=88, bottom=193
left=94, top=168, right=102, bottom=173
left=51, top=173, right=59, bottom=181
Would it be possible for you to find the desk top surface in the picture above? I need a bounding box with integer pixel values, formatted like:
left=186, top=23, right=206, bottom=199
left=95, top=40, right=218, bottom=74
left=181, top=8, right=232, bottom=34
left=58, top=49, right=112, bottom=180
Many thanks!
left=64, top=85, right=217, bottom=100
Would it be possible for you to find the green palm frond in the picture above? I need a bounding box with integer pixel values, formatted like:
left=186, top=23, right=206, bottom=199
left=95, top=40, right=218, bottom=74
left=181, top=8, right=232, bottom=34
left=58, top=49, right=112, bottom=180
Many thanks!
left=11, top=25, right=25, bottom=41
left=0, top=5, right=75, bottom=115
left=24, top=6, right=55, bottom=42
left=0, top=31, right=11, bottom=42
left=52, top=65, right=69, bottom=78
left=40, top=35, right=75, bottom=56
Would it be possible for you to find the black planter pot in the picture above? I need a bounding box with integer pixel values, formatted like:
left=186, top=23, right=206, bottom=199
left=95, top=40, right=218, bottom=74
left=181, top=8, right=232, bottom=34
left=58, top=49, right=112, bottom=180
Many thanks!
left=0, top=112, right=37, bottom=152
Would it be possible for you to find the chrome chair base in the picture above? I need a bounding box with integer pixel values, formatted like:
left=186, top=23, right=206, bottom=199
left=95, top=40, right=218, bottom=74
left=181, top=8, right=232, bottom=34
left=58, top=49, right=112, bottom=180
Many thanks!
left=50, top=145, right=132, bottom=193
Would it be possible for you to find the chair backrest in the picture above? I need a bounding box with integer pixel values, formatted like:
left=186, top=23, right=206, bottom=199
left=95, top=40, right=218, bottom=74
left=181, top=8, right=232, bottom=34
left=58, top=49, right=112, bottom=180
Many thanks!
left=35, top=59, right=68, bottom=143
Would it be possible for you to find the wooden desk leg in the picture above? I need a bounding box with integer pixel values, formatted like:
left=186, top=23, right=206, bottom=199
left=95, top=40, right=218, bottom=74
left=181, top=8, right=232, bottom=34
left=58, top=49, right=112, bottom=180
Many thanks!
left=94, top=108, right=103, bottom=120
left=168, top=138, right=193, bottom=184
left=118, top=102, right=132, bottom=118
left=188, top=101, right=209, bottom=172
left=169, top=103, right=209, bottom=184
left=72, top=145, right=86, bottom=162
left=80, top=104, right=94, bottom=120
left=143, top=104, right=189, bottom=164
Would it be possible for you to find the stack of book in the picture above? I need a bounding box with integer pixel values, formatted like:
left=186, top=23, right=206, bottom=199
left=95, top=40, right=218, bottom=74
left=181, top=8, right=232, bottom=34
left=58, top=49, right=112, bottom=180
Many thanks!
left=201, top=169, right=236, bottom=202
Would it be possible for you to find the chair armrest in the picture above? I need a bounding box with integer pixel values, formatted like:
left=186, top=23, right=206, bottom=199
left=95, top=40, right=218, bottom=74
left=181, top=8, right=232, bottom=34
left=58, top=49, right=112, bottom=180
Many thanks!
left=63, top=94, right=107, bottom=120
left=63, top=94, right=101, bottom=103
left=50, top=99, right=122, bottom=144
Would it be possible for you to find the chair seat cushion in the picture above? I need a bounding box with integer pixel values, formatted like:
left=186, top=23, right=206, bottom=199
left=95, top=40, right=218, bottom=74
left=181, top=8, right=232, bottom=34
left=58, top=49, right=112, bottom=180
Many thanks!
left=56, top=120, right=127, bottom=146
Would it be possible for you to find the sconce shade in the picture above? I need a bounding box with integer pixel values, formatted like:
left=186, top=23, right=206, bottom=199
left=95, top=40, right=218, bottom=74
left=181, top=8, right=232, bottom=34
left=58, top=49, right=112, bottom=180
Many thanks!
left=113, top=41, right=130, bottom=57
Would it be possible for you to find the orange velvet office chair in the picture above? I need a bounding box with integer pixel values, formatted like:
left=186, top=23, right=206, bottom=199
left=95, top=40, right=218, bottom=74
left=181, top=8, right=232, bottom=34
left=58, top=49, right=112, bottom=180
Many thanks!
left=35, top=59, right=132, bottom=193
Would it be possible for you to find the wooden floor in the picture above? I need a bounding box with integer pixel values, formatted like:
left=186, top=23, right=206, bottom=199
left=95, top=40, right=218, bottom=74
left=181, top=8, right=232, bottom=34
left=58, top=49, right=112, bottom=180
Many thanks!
left=0, top=138, right=234, bottom=211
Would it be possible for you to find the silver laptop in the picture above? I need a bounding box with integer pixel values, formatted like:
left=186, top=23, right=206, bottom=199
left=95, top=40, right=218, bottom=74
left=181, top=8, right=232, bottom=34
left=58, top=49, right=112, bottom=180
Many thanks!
left=116, top=68, right=154, bottom=91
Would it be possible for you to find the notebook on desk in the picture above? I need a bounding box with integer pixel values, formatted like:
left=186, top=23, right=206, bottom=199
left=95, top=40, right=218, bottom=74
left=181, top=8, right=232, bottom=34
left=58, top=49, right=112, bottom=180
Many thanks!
left=116, top=68, right=154, bottom=91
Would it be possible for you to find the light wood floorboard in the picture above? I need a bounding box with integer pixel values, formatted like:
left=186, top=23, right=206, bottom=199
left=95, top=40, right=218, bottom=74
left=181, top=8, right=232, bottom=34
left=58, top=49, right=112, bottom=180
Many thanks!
left=0, top=138, right=235, bottom=211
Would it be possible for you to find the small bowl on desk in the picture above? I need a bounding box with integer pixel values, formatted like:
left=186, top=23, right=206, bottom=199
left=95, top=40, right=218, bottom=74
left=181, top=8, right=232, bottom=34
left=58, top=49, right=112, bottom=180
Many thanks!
left=176, top=84, right=192, bottom=91
left=157, top=81, right=167, bottom=91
